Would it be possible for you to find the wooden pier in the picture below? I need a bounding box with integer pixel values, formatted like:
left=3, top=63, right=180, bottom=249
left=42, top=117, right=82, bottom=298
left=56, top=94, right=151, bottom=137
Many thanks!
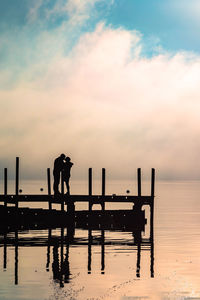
left=0, top=157, right=155, bottom=237
left=0, top=158, right=156, bottom=288
left=0, top=157, right=155, bottom=210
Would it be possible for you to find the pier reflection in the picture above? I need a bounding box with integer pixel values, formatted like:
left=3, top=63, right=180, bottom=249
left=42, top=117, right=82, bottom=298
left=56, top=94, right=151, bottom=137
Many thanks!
left=0, top=219, right=154, bottom=287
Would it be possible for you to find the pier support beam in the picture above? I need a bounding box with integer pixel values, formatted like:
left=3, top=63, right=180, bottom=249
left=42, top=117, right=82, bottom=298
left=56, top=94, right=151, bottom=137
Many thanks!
left=150, top=168, right=155, bottom=242
left=101, top=168, right=105, bottom=211
left=61, top=171, right=64, bottom=211
left=15, top=157, right=19, bottom=209
left=137, top=168, right=141, bottom=197
left=88, top=168, right=92, bottom=211
left=47, top=168, right=52, bottom=210
left=4, top=168, right=7, bottom=207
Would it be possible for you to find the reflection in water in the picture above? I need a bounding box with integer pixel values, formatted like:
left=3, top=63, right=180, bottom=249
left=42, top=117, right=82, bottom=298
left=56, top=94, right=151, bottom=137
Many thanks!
left=0, top=214, right=154, bottom=289
left=15, top=230, right=18, bottom=285
left=3, top=232, right=7, bottom=270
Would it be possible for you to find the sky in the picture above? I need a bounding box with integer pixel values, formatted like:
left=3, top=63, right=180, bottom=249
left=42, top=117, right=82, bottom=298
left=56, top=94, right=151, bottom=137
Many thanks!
left=1, top=0, right=200, bottom=181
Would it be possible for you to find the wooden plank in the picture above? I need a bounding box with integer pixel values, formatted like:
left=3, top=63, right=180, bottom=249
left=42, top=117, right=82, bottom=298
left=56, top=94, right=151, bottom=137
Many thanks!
left=0, top=194, right=153, bottom=205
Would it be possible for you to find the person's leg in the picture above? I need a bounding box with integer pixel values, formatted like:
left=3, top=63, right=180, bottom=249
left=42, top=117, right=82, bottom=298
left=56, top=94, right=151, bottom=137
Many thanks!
left=65, top=177, right=70, bottom=194
left=53, top=172, right=60, bottom=194
left=67, top=181, right=70, bottom=195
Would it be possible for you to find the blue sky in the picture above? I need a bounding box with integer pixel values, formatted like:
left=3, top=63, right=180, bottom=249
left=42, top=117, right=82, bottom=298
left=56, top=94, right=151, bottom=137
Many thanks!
left=1, top=0, right=200, bottom=87
left=1, top=0, right=200, bottom=55
left=1, top=0, right=200, bottom=180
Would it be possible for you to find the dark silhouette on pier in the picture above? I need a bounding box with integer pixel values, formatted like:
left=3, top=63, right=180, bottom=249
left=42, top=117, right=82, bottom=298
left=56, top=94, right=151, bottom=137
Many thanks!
left=53, top=154, right=66, bottom=195
left=0, top=156, right=155, bottom=293
left=63, top=157, right=73, bottom=195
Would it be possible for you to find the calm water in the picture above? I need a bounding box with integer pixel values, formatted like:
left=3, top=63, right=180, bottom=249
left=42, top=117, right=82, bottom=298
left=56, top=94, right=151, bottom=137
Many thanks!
left=1, top=180, right=200, bottom=300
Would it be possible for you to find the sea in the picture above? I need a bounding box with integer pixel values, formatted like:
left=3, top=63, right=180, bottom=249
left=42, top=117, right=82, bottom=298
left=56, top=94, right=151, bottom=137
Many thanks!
left=0, top=179, right=200, bottom=300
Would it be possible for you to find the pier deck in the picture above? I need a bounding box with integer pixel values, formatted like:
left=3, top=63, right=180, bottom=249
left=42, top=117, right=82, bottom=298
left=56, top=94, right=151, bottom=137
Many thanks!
left=0, top=194, right=153, bottom=205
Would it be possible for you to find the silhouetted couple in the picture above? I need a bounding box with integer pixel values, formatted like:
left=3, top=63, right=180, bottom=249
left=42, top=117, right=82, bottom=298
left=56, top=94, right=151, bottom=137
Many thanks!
left=53, top=154, right=73, bottom=195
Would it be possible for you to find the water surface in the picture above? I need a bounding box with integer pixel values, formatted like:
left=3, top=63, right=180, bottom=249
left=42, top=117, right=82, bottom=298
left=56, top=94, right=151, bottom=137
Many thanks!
left=1, top=180, right=200, bottom=300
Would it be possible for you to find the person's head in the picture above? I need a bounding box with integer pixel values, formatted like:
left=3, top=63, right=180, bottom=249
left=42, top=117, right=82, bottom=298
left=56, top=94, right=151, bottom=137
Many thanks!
left=60, top=153, right=66, bottom=160
left=65, top=156, right=71, bottom=162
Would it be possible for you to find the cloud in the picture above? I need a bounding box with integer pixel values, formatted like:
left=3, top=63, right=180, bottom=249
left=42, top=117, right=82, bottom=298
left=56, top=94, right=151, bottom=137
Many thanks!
left=0, top=24, right=200, bottom=178
left=1, top=4, right=200, bottom=180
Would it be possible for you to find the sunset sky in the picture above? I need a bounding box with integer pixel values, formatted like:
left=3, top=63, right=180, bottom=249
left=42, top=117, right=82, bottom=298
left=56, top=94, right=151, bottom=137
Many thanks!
left=1, top=0, right=200, bottom=180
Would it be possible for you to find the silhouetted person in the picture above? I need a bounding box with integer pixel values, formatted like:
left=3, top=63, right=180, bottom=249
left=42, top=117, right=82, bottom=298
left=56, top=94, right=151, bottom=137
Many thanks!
left=63, top=157, right=73, bottom=195
left=53, top=154, right=65, bottom=194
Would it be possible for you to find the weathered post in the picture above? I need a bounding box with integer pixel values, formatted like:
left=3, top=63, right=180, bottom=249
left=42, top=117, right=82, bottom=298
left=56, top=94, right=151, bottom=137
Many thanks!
left=4, top=168, right=7, bottom=207
left=15, top=157, right=19, bottom=209
left=47, top=168, right=52, bottom=210
left=137, top=168, right=141, bottom=197
left=150, top=168, right=155, bottom=242
left=101, top=168, right=105, bottom=211
left=89, top=168, right=92, bottom=211
left=151, top=168, right=155, bottom=198
left=61, top=170, right=64, bottom=211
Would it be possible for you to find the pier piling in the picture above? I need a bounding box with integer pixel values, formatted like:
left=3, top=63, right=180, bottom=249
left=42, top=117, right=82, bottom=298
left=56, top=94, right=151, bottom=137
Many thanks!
left=4, top=168, right=7, bottom=207
left=102, top=168, right=105, bottom=211
left=47, top=168, right=52, bottom=210
left=137, top=168, right=141, bottom=196
left=151, top=168, right=155, bottom=197
left=61, top=171, right=64, bottom=211
left=15, top=157, right=19, bottom=209
left=89, top=168, right=92, bottom=211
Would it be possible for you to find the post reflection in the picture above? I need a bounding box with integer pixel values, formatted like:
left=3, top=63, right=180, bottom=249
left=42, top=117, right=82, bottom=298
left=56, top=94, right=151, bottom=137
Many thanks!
left=3, top=232, right=7, bottom=270
left=15, top=230, right=18, bottom=285
left=1, top=216, right=154, bottom=287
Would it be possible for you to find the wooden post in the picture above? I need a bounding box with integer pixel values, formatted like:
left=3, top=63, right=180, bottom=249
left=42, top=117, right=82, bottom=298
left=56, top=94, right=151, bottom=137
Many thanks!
left=151, top=168, right=155, bottom=197
left=15, top=157, right=19, bottom=209
left=150, top=168, right=155, bottom=241
left=88, top=168, right=92, bottom=211
left=4, top=168, right=7, bottom=207
left=150, top=168, right=155, bottom=278
left=61, top=170, right=64, bottom=211
left=137, top=168, right=141, bottom=197
left=47, top=168, right=52, bottom=210
left=101, top=168, right=105, bottom=211
left=89, top=168, right=92, bottom=195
